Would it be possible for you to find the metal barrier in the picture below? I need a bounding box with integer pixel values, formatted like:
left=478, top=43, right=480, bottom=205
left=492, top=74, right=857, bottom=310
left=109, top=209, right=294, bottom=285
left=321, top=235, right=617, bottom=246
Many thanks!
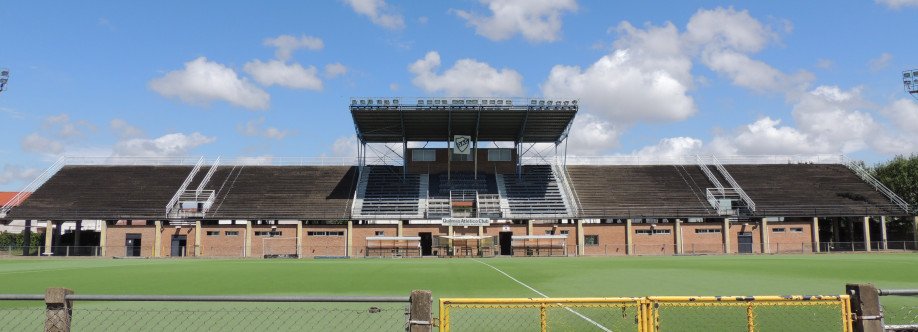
left=0, top=288, right=432, bottom=332
left=439, top=295, right=852, bottom=332
left=848, top=284, right=918, bottom=331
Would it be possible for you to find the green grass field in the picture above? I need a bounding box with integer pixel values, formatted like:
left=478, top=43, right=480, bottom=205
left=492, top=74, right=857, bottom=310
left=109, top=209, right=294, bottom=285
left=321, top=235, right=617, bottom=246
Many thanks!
left=1, top=253, right=916, bottom=330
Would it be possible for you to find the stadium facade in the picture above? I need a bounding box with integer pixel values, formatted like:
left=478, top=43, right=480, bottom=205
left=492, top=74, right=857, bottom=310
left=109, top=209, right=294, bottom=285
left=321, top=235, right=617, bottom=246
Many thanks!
left=0, top=97, right=914, bottom=258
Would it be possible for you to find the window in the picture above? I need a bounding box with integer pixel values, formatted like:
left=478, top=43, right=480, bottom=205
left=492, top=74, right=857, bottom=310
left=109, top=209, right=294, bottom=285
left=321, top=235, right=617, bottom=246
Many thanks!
left=412, top=149, right=436, bottom=162
left=790, top=227, right=804, bottom=233
left=694, top=229, right=721, bottom=234
left=487, top=149, right=512, bottom=161
left=375, top=231, right=385, bottom=236
left=636, top=229, right=671, bottom=235
left=255, top=231, right=283, bottom=237
left=585, top=235, right=599, bottom=246
left=772, top=228, right=786, bottom=233
left=307, top=231, right=345, bottom=236
left=560, top=230, right=570, bottom=235
left=206, top=231, right=220, bottom=236
left=544, top=230, right=555, bottom=235
left=224, top=231, right=239, bottom=236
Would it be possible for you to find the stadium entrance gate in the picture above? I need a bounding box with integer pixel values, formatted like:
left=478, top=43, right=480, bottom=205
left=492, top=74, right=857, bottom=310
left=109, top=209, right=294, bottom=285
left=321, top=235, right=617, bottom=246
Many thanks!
left=125, top=234, right=141, bottom=257
left=738, top=232, right=753, bottom=253
left=499, top=232, right=513, bottom=255
left=171, top=235, right=187, bottom=257
left=419, top=232, right=433, bottom=256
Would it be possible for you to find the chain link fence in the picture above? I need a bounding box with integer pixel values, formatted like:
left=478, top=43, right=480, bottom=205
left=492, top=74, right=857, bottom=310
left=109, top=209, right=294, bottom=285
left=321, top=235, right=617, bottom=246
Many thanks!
left=0, top=290, right=431, bottom=332
left=440, top=295, right=851, bottom=332
left=877, top=288, right=918, bottom=331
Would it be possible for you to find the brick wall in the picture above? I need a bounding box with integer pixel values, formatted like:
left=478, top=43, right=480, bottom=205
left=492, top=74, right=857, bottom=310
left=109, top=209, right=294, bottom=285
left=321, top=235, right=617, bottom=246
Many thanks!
left=302, top=224, right=347, bottom=257
left=682, top=223, right=728, bottom=254
left=199, top=225, right=246, bottom=257
left=581, top=223, right=627, bottom=256
left=632, top=223, right=676, bottom=256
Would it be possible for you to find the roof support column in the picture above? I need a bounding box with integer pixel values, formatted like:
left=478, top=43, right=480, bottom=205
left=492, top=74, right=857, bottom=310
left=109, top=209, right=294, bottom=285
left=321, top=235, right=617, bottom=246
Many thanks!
left=296, top=221, right=303, bottom=258
left=398, top=220, right=404, bottom=237
left=760, top=218, right=769, bottom=254
left=880, top=216, right=888, bottom=250
left=43, top=221, right=53, bottom=255
left=674, top=219, right=683, bottom=255
left=474, top=109, right=480, bottom=180
left=625, top=219, right=633, bottom=256
left=447, top=108, right=452, bottom=182
left=812, top=217, right=820, bottom=253
left=723, top=218, right=731, bottom=254
left=863, top=216, right=871, bottom=252
left=244, top=220, right=252, bottom=258
left=346, top=220, right=353, bottom=258
left=73, top=220, right=82, bottom=249
left=913, top=216, right=918, bottom=246
left=23, top=220, right=32, bottom=256
left=154, top=220, right=162, bottom=258
left=194, top=220, right=202, bottom=257
left=99, top=221, right=108, bottom=257
left=576, top=219, right=584, bottom=256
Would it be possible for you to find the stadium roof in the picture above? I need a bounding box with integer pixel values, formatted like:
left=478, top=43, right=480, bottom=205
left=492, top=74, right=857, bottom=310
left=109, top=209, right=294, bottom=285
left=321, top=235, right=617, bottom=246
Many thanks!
left=350, top=97, right=577, bottom=143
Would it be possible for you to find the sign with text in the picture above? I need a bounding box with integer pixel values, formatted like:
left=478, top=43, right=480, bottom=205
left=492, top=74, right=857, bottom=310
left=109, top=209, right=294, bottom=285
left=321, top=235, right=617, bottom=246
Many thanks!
left=453, top=135, right=471, bottom=155
left=442, top=218, right=490, bottom=227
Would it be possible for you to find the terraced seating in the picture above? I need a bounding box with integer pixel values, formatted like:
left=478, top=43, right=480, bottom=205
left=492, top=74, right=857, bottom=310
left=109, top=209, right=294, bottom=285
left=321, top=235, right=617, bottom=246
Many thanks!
left=357, top=166, right=422, bottom=218
left=726, top=164, right=905, bottom=216
left=566, top=165, right=715, bottom=217
left=500, top=165, right=570, bottom=217
left=204, top=166, right=358, bottom=220
left=8, top=165, right=193, bottom=219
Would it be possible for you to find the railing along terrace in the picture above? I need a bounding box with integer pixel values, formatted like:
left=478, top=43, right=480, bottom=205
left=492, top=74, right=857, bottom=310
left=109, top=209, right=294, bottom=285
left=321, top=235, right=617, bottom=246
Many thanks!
left=4, top=202, right=908, bottom=221
left=349, top=96, right=578, bottom=110
left=555, top=154, right=846, bottom=166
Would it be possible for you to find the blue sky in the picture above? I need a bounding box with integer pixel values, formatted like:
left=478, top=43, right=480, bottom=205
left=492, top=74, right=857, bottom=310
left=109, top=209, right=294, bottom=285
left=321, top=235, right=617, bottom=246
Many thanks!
left=2, top=0, right=918, bottom=189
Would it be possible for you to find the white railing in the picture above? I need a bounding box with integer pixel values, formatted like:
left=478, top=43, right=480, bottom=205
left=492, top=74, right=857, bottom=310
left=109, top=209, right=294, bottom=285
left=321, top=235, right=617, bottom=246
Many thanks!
left=0, top=156, right=66, bottom=217
left=195, top=157, right=221, bottom=196
left=695, top=155, right=724, bottom=193
left=711, top=155, right=756, bottom=212
left=550, top=161, right=581, bottom=215
left=349, top=96, right=577, bottom=109
left=62, top=156, right=204, bottom=166
left=165, top=157, right=205, bottom=216
left=554, top=154, right=845, bottom=166
left=841, top=156, right=912, bottom=213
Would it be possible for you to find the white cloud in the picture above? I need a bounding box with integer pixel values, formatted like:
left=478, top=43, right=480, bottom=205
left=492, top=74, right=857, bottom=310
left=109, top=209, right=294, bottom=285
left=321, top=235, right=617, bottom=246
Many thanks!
left=632, top=137, right=704, bottom=158
left=21, top=133, right=64, bottom=155
left=877, top=0, right=918, bottom=9
left=816, top=58, right=834, bottom=70
left=868, top=52, right=893, bottom=72
left=263, top=35, right=324, bottom=61
left=324, top=63, right=348, bottom=78
left=243, top=59, right=323, bottom=91
left=237, top=117, right=291, bottom=140
left=150, top=57, right=270, bottom=110
left=453, top=0, right=577, bottom=43
left=542, top=49, right=696, bottom=123
left=344, top=0, right=405, bottom=29
left=330, top=136, right=358, bottom=157
left=685, top=7, right=809, bottom=93
left=110, top=119, right=144, bottom=139
left=564, top=113, right=625, bottom=155
left=113, top=132, right=215, bottom=157
left=0, top=164, right=41, bottom=185
left=711, top=117, right=825, bottom=155
left=882, top=98, right=918, bottom=132
left=389, top=83, right=399, bottom=91
left=409, top=51, right=524, bottom=96
left=708, top=86, right=913, bottom=156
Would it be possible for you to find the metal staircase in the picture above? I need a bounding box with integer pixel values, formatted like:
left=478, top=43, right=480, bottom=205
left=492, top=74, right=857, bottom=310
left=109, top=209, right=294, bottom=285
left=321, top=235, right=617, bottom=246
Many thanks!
left=841, top=156, right=911, bottom=213
left=697, top=155, right=756, bottom=215
left=0, top=156, right=66, bottom=218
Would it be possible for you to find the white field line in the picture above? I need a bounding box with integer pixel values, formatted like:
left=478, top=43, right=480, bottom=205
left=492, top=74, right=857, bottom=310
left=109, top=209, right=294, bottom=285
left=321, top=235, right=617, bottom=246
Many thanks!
left=472, top=259, right=612, bottom=332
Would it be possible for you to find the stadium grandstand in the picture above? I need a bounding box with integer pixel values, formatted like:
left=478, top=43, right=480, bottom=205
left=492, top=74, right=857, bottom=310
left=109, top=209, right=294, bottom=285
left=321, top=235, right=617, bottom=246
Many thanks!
left=0, top=97, right=914, bottom=258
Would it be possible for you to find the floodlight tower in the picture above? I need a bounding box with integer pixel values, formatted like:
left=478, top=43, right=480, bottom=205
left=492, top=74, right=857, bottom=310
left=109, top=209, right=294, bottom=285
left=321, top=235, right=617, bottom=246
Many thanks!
left=0, top=68, right=9, bottom=94
left=903, top=69, right=918, bottom=101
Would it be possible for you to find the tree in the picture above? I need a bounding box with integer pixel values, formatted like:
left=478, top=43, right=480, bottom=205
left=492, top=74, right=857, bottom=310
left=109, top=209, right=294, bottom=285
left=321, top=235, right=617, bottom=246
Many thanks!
left=871, top=155, right=918, bottom=241
left=872, top=154, right=918, bottom=211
